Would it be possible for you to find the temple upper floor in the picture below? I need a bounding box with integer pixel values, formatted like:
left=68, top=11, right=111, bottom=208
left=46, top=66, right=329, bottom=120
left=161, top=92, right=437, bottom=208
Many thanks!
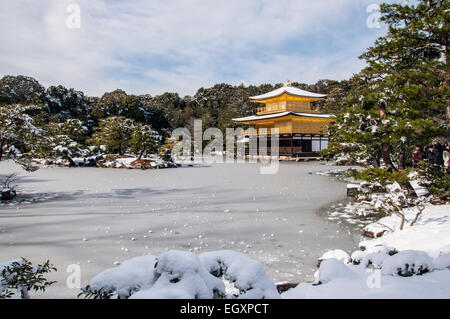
left=256, top=98, right=319, bottom=115
left=250, top=81, right=326, bottom=115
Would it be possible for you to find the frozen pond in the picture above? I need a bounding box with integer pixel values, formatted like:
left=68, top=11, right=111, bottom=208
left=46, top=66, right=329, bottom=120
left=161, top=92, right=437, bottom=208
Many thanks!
left=0, top=160, right=359, bottom=298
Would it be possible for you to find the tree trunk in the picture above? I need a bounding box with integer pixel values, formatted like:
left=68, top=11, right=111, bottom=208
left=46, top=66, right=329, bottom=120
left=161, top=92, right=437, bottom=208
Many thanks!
left=446, top=29, right=450, bottom=141
left=398, top=149, right=406, bottom=170
left=0, top=138, right=4, bottom=161
left=66, top=156, right=76, bottom=167
left=19, top=285, right=30, bottom=299
left=379, top=100, right=387, bottom=118
left=446, top=47, right=450, bottom=140
left=378, top=100, right=397, bottom=171
left=447, top=72, right=450, bottom=141
left=382, top=143, right=397, bottom=172
left=372, top=156, right=380, bottom=168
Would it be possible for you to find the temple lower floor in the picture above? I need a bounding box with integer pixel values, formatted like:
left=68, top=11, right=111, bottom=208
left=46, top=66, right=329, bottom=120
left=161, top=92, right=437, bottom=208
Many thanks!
left=244, top=133, right=329, bottom=157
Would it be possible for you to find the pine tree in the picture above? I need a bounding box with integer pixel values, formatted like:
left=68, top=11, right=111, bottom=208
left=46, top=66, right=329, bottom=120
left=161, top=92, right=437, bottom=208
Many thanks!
left=0, top=75, right=45, bottom=105
left=129, top=123, right=161, bottom=159
left=88, top=116, right=134, bottom=155
left=0, top=104, right=46, bottom=170
left=39, top=119, right=90, bottom=160
left=159, top=137, right=178, bottom=162
left=324, top=0, right=449, bottom=176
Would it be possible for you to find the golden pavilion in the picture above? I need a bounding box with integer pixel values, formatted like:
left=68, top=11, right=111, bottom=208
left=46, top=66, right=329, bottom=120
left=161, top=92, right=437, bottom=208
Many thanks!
left=232, top=81, right=333, bottom=156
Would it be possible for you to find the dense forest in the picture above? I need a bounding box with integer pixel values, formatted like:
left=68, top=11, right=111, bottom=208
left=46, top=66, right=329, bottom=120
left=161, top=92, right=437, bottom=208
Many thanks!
left=0, top=74, right=349, bottom=133
left=0, top=74, right=350, bottom=165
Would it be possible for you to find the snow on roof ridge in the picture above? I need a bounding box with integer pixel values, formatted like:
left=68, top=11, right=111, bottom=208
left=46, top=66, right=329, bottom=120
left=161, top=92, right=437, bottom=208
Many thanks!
left=250, top=85, right=327, bottom=100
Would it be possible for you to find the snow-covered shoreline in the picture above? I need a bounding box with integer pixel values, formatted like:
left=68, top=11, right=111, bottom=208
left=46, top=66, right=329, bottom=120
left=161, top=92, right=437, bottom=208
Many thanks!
left=74, top=201, right=450, bottom=299
left=29, top=153, right=178, bottom=170
left=282, top=202, right=450, bottom=299
left=282, top=167, right=450, bottom=299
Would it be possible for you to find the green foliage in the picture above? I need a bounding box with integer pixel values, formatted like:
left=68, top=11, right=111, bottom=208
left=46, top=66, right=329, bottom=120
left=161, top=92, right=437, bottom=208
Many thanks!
left=129, top=122, right=161, bottom=159
left=416, top=161, right=450, bottom=199
left=34, top=119, right=91, bottom=159
left=159, top=137, right=178, bottom=161
left=0, top=75, right=45, bottom=105
left=45, top=85, right=89, bottom=122
left=0, top=258, right=57, bottom=299
left=349, top=168, right=412, bottom=187
left=92, top=89, right=145, bottom=123
left=78, top=285, right=115, bottom=299
left=89, top=116, right=134, bottom=155
left=327, top=0, right=448, bottom=172
left=88, top=116, right=161, bottom=157
left=0, top=104, right=45, bottom=170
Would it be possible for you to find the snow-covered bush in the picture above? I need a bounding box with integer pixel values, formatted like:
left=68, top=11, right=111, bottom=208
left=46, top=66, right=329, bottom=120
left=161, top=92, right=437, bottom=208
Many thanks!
left=199, top=250, right=279, bottom=299
left=0, top=104, right=44, bottom=171
left=434, top=253, right=450, bottom=270
left=131, top=251, right=225, bottom=299
left=381, top=250, right=433, bottom=277
left=351, top=245, right=397, bottom=266
left=79, top=255, right=157, bottom=299
left=313, top=258, right=356, bottom=285
left=317, top=249, right=351, bottom=267
left=359, top=252, right=391, bottom=269
left=0, top=258, right=56, bottom=299
left=80, top=250, right=279, bottom=299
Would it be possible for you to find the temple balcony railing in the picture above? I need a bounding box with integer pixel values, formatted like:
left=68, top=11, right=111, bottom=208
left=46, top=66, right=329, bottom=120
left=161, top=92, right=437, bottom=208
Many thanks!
left=247, top=146, right=307, bottom=156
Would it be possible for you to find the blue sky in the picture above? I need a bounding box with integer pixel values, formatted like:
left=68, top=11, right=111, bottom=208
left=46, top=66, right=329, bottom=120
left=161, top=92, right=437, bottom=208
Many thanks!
left=0, top=0, right=400, bottom=97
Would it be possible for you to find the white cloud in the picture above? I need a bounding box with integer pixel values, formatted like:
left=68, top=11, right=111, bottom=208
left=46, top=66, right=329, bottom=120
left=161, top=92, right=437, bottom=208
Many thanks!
left=0, top=0, right=387, bottom=96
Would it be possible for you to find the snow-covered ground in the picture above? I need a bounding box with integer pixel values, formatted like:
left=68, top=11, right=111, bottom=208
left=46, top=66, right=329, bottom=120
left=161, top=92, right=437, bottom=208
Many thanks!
left=0, top=160, right=359, bottom=298
left=283, top=202, right=450, bottom=299
left=360, top=203, right=450, bottom=258
left=81, top=250, right=279, bottom=299
left=78, top=201, right=450, bottom=299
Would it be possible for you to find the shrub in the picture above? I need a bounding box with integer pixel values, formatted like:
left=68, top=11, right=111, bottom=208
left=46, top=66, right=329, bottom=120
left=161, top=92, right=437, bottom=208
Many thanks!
left=416, top=161, right=450, bottom=200
left=0, top=258, right=57, bottom=299
left=79, top=250, right=279, bottom=299
left=348, top=168, right=411, bottom=187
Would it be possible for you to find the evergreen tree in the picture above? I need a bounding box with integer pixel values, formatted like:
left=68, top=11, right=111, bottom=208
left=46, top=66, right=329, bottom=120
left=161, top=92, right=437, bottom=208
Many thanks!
left=88, top=116, right=134, bottom=155
left=139, top=94, right=172, bottom=134
left=0, top=104, right=46, bottom=170
left=39, top=119, right=90, bottom=160
left=159, top=137, right=178, bottom=162
left=92, top=90, right=145, bottom=123
left=129, top=123, right=161, bottom=159
left=45, top=85, right=90, bottom=122
left=324, top=0, right=449, bottom=175
left=0, top=75, right=45, bottom=105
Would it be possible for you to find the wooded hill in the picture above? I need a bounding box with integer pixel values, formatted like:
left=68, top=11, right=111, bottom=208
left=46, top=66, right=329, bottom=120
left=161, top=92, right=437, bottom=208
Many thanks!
left=0, top=75, right=349, bottom=137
